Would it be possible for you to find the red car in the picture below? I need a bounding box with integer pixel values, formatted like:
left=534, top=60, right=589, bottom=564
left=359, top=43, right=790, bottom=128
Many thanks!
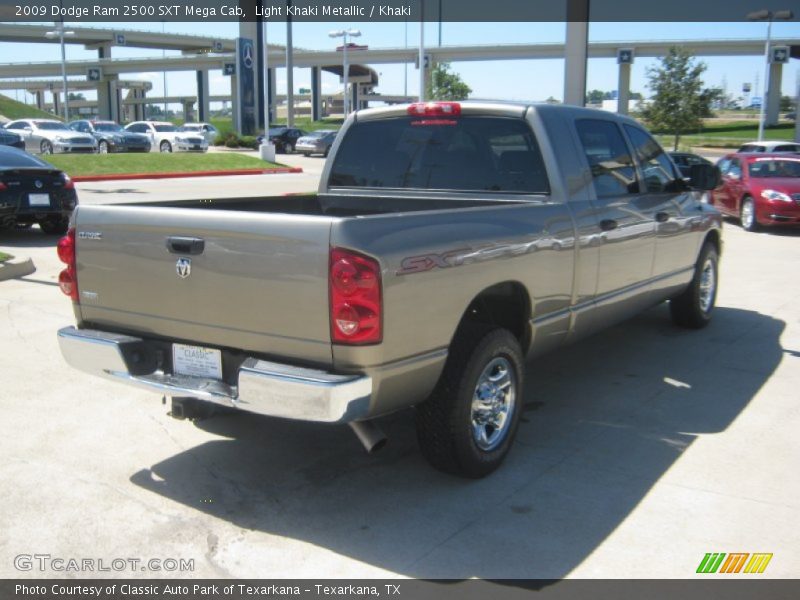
left=711, top=153, right=800, bottom=231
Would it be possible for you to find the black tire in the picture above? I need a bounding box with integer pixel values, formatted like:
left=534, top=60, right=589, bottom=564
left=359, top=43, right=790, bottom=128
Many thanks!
left=302, top=152, right=310, bottom=157
left=415, top=323, right=524, bottom=478
left=287, top=142, right=295, bottom=154
left=159, top=141, right=172, bottom=153
left=39, top=216, right=69, bottom=236
left=670, top=242, right=719, bottom=329
left=740, top=196, right=759, bottom=232
left=40, top=140, right=53, bottom=155
left=98, top=140, right=109, bottom=154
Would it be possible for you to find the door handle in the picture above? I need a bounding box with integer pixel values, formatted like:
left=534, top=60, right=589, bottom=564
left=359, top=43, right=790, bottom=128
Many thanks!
left=655, top=212, right=670, bottom=223
left=166, top=236, right=205, bottom=255
left=600, top=219, right=618, bottom=231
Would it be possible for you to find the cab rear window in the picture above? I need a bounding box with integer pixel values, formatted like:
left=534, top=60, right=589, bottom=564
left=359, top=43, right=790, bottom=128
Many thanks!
left=328, top=116, right=550, bottom=194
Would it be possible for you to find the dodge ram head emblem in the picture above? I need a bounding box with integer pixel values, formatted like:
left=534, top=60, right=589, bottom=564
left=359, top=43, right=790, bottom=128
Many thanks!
left=176, top=257, right=191, bottom=279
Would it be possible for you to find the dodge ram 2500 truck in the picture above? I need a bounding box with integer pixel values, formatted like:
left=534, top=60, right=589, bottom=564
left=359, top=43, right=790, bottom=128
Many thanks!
left=57, top=102, right=722, bottom=478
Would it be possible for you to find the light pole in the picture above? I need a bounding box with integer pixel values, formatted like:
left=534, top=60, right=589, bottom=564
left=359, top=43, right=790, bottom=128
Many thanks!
left=44, top=16, right=74, bottom=121
left=747, top=9, right=794, bottom=141
left=329, top=29, right=361, bottom=117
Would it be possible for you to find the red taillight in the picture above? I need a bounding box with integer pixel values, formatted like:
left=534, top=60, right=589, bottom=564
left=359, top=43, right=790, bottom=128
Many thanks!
left=329, top=248, right=382, bottom=344
left=0, top=182, right=7, bottom=191
left=407, top=102, right=461, bottom=117
left=62, top=173, right=74, bottom=190
left=57, top=228, right=78, bottom=302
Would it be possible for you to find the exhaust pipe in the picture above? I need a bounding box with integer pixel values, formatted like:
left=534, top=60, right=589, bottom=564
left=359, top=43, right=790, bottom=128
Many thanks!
left=349, top=421, right=387, bottom=454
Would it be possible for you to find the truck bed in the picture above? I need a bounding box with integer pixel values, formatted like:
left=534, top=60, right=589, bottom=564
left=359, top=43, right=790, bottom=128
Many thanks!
left=127, top=193, right=522, bottom=217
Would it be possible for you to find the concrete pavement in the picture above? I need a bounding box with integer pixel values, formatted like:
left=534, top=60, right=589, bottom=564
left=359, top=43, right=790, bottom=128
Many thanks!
left=0, top=169, right=798, bottom=579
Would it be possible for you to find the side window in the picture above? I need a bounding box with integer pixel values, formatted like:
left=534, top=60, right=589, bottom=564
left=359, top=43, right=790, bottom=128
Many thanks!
left=728, top=158, right=742, bottom=178
left=576, top=119, right=638, bottom=198
left=717, top=158, right=731, bottom=174
left=624, top=125, right=678, bottom=193
left=6, top=121, right=21, bottom=129
left=774, top=144, right=800, bottom=152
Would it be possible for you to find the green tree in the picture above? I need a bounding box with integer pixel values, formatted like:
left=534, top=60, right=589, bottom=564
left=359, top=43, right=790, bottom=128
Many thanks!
left=780, top=95, right=795, bottom=112
left=585, top=89, right=605, bottom=104
left=641, top=47, right=709, bottom=150
left=428, top=62, right=472, bottom=101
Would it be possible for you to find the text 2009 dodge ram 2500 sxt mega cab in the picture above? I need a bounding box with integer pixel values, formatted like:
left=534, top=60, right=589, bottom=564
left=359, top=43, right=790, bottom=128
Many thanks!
left=57, top=102, right=722, bottom=478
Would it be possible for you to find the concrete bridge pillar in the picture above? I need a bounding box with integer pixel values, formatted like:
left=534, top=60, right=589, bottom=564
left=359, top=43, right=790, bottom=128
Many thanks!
left=183, top=99, right=195, bottom=122
left=617, top=60, right=632, bottom=115
left=311, top=66, right=322, bottom=121
left=196, top=70, right=210, bottom=122
left=765, top=62, right=783, bottom=127
left=34, top=90, right=44, bottom=110
left=563, top=0, right=589, bottom=106
left=97, top=77, right=120, bottom=122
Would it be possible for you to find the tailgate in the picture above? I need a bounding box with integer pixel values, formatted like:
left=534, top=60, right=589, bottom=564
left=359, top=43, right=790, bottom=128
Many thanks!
left=73, top=205, right=333, bottom=366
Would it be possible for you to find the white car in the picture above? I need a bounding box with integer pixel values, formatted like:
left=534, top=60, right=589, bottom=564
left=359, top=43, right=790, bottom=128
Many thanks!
left=178, top=122, right=219, bottom=145
left=124, top=121, right=208, bottom=153
left=5, top=119, right=97, bottom=154
left=738, top=140, right=800, bottom=153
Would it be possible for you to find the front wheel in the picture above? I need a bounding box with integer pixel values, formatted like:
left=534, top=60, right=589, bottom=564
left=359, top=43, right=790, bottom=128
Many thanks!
left=98, top=140, right=109, bottom=154
left=40, top=140, right=53, bottom=155
left=740, top=197, right=759, bottom=232
left=159, top=141, right=172, bottom=153
left=670, top=242, right=719, bottom=329
left=415, top=324, right=524, bottom=478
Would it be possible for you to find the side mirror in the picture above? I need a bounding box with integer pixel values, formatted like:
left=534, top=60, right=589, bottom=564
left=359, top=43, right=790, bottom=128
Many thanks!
left=689, top=163, right=722, bottom=190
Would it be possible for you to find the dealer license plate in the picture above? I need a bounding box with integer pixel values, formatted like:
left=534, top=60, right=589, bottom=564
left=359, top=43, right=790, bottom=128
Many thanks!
left=172, top=343, right=222, bottom=380
left=28, top=193, right=50, bottom=206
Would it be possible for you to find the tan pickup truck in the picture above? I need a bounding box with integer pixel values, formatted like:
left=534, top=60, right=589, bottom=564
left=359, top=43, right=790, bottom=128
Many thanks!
left=57, top=102, right=722, bottom=477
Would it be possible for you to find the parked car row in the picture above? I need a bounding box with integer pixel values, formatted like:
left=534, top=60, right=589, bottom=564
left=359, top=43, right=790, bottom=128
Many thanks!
left=0, top=119, right=211, bottom=154
left=2, top=119, right=343, bottom=157
left=668, top=144, right=800, bottom=232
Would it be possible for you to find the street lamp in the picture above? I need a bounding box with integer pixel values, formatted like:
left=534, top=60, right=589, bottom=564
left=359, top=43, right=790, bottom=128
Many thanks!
left=329, top=29, right=361, bottom=117
left=44, top=19, right=74, bottom=121
left=747, top=9, right=794, bottom=141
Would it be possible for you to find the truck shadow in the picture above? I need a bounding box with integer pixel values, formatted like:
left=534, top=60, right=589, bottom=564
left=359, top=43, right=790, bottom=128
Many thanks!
left=130, top=305, right=785, bottom=579
left=0, top=226, right=60, bottom=248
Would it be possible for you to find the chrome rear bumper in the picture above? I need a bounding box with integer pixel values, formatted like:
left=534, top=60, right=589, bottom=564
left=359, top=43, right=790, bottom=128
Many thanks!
left=57, top=326, right=371, bottom=423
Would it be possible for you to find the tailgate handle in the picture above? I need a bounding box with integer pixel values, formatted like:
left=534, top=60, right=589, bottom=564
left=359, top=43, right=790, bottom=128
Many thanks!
left=166, top=236, right=205, bottom=255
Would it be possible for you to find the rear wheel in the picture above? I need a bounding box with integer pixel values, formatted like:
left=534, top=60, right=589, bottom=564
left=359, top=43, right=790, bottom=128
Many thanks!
left=40, top=140, right=53, bottom=155
left=740, top=196, right=759, bottom=232
left=670, top=242, right=718, bottom=329
left=159, top=140, right=172, bottom=153
left=98, top=140, right=109, bottom=154
left=39, top=216, right=69, bottom=236
left=415, top=323, right=524, bottom=478
left=286, top=142, right=295, bottom=154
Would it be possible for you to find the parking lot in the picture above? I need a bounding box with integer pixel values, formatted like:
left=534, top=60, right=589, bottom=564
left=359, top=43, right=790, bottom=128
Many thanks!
left=0, top=163, right=798, bottom=579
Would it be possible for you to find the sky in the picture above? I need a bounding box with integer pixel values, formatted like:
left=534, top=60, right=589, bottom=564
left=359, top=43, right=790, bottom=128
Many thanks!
left=1, top=20, right=799, bottom=110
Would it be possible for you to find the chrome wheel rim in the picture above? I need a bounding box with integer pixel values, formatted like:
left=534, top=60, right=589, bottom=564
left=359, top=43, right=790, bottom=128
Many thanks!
left=99, top=142, right=107, bottom=154
left=741, top=201, right=754, bottom=229
left=698, top=258, right=716, bottom=314
left=471, top=357, right=516, bottom=452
